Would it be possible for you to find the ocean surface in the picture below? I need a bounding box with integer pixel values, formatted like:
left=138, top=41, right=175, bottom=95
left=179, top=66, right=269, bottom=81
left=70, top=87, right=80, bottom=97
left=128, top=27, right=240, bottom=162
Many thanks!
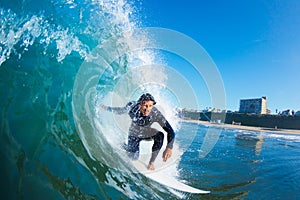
left=1, top=0, right=300, bottom=199
left=179, top=123, right=300, bottom=199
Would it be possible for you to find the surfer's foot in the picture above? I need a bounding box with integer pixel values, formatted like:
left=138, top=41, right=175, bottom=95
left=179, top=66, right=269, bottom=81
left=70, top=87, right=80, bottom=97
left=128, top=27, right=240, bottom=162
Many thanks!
left=147, top=162, right=155, bottom=170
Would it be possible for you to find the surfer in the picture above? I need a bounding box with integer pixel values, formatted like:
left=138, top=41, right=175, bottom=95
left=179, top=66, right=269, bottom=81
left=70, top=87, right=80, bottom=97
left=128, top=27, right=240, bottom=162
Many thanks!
left=100, top=93, right=175, bottom=170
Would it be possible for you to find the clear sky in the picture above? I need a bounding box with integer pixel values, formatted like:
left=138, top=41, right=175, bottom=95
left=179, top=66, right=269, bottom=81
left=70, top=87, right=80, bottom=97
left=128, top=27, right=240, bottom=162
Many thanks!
left=137, top=0, right=300, bottom=113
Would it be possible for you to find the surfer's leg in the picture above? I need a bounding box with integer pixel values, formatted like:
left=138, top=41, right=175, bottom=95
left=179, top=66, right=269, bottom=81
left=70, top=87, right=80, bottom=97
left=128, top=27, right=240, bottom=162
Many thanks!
left=149, top=131, right=164, bottom=163
left=127, top=135, right=141, bottom=160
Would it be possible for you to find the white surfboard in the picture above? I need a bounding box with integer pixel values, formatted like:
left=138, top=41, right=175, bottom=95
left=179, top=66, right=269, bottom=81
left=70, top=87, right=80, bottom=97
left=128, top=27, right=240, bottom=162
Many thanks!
left=124, top=135, right=210, bottom=194
left=132, top=160, right=210, bottom=194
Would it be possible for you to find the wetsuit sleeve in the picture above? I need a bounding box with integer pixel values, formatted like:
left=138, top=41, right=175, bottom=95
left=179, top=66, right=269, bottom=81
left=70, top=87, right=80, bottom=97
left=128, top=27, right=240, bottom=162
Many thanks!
left=107, top=101, right=134, bottom=115
left=163, top=120, right=175, bottom=149
left=153, top=107, right=175, bottom=149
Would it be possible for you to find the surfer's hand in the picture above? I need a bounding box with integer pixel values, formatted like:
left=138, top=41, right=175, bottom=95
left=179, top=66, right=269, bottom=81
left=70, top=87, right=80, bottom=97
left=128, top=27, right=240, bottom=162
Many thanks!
left=100, top=104, right=108, bottom=110
left=163, top=148, right=172, bottom=162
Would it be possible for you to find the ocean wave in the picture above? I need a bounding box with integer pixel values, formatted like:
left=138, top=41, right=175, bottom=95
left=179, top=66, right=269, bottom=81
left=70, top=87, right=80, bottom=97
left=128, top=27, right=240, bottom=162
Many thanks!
left=0, top=0, right=186, bottom=199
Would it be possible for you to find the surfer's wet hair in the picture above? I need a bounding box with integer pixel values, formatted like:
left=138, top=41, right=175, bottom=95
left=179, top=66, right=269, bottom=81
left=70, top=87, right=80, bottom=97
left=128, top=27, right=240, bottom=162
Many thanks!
left=137, top=93, right=156, bottom=105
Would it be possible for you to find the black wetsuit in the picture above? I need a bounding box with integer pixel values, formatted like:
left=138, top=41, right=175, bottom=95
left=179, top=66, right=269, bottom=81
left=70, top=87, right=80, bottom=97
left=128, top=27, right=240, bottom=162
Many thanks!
left=107, top=101, right=175, bottom=163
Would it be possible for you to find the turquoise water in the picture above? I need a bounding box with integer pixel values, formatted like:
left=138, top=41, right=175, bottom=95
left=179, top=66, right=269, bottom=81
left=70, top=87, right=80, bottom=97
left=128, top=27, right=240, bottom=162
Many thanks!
left=1, top=0, right=300, bottom=199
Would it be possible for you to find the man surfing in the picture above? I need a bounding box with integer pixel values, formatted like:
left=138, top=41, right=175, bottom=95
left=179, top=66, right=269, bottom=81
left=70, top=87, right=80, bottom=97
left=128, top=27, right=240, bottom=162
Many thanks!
left=101, top=93, right=175, bottom=170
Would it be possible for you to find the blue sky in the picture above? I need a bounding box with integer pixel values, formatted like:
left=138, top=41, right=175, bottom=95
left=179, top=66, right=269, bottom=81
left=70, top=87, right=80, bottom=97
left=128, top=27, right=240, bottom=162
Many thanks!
left=138, top=0, right=300, bottom=113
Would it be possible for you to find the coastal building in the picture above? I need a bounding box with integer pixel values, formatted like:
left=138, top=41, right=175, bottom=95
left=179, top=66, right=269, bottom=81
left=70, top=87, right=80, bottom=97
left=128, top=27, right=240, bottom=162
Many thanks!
left=239, top=96, right=267, bottom=114
left=281, top=109, right=293, bottom=116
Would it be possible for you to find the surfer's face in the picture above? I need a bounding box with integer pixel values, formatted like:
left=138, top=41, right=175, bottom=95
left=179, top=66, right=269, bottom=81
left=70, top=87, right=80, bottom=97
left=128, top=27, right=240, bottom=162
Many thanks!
left=140, top=100, right=154, bottom=116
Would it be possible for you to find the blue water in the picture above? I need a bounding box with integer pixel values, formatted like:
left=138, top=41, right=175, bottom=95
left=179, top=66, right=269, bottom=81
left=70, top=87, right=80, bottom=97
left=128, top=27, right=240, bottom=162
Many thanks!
left=178, top=123, right=300, bottom=199
left=1, top=0, right=300, bottom=199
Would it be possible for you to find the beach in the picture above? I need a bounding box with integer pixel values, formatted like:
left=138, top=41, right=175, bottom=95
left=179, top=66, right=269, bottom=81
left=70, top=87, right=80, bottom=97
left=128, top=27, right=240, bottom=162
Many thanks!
left=183, top=119, right=300, bottom=135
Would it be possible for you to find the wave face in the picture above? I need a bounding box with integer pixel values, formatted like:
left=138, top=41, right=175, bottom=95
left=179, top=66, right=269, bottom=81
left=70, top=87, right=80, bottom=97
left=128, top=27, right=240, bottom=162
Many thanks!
left=0, top=0, right=182, bottom=199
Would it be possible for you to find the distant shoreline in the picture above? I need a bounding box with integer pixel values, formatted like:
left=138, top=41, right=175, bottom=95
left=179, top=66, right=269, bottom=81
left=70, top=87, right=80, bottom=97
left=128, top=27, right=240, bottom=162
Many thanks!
left=182, top=119, right=300, bottom=135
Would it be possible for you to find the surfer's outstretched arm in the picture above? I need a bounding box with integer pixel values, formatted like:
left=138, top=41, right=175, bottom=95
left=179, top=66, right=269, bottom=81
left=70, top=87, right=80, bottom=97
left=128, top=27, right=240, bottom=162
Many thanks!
left=100, top=101, right=134, bottom=115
